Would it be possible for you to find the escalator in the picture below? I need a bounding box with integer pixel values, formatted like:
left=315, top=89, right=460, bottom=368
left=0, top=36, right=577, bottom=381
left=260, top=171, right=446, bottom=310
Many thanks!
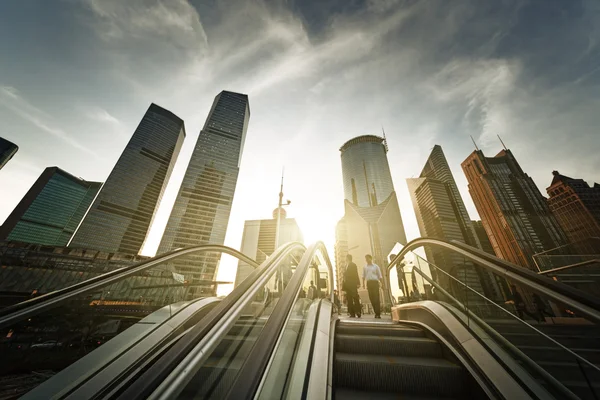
left=333, top=319, right=487, bottom=399
left=6, top=238, right=600, bottom=399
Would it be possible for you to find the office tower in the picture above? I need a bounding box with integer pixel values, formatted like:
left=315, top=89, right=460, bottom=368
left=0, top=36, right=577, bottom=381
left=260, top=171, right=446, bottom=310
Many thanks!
left=70, top=104, right=185, bottom=254
left=338, top=135, right=407, bottom=307
left=234, top=208, right=303, bottom=287
left=472, top=220, right=495, bottom=255
left=158, top=91, right=250, bottom=294
left=547, top=171, right=600, bottom=254
left=461, top=148, right=568, bottom=272
left=0, top=137, right=18, bottom=169
left=407, top=145, right=501, bottom=300
left=334, top=217, right=348, bottom=296
left=0, top=167, right=101, bottom=246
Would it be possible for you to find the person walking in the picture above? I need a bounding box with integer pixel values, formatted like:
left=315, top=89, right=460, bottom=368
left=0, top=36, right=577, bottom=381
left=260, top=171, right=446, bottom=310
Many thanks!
left=307, top=281, right=317, bottom=300
left=362, top=254, right=383, bottom=319
left=343, top=254, right=361, bottom=318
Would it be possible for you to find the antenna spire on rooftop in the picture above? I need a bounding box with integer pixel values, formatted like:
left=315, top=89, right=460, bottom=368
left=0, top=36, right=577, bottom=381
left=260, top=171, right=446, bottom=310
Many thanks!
left=470, top=135, right=479, bottom=151
left=497, top=134, right=508, bottom=150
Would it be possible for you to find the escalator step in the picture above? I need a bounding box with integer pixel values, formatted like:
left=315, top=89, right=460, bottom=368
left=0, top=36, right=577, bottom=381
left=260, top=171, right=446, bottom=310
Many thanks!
left=336, top=324, right=424, bottom=338
left=336, top=334, right=442, bottom=358
left=335, top=388, right=460, bottom=400
left=334, top=353, right=466, bottom=397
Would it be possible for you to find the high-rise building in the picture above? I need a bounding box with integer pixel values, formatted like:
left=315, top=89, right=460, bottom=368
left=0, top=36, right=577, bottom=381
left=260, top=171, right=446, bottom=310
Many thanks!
left=0, top=167, right=101, bottom=246
left=407, top=145, right=501, bottom=300
left=70, top=104, right=185, bottom=255
left=334, top=217, right=348, bottom=296
left=158, top=91, right=250, bottom=294
left=472, top=220, right=495, bottom=255
left=461, top=149, right=568, bottom=272
left=338, top=135, right=407, bottom=307
left=546, top=171, right=600, bottom=254
left=0, top=137, right=18, bottom=169
left=234, top=208, right=303, bottom=287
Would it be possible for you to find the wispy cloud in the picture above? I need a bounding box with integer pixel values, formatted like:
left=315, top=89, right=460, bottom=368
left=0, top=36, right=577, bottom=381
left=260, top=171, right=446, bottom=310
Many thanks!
left=0, top=86, right=103, bottom=159
left=83, top=105, right=120, bottom=124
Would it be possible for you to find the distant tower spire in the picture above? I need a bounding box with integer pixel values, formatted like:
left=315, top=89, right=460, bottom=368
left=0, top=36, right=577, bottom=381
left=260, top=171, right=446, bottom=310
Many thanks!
left=470, top=135, right=480, bottom=151
left=497, top=134, right=508, bottom=150
left=381, top=126, right=389, bottom=153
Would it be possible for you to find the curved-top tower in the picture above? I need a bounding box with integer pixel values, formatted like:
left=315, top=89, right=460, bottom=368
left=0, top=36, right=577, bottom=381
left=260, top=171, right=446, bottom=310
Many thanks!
left=340, top=135, right=395, bottom=208
left=336, top=134, right=407, bottom=307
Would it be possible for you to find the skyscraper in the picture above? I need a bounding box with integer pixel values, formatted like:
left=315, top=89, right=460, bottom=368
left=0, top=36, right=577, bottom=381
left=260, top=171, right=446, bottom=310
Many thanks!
left=338, top=135, right=407, bottom=307
left=70, top=104, right=185, bottom=255
left=461, top=149, right=568, bottom=272
left=334, top=217, right=348, bottom=297
left=472, top=220, right=495, bottom=255
left=0, top=167, right=101, bottom=246
left=546, top=171, right=600, bottom=254
left=0, top=137, right=18, bottom=170
left=158, top=91, right=250, bottom=293
left=407, top=145, right=500, bottom=300
left=234, top=208, right=303, bottom=287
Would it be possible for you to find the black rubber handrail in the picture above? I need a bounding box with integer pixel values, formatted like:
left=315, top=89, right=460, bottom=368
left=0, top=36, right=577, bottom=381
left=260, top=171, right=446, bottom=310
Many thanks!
left=225, top=241, right=335, bottom=399
left=387, top=238, right=600, bottom=324
left=114, top=241, right=306, bottom=400
left=0, top=244, right=259, bottom=330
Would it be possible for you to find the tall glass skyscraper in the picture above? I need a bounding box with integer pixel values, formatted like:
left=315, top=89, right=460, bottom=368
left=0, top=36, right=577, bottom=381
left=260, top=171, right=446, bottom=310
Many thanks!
left=337, top=134, right=406, bottom=306
left=462, top=148, right=568, bottom=272
left=70, top=104, right=185, bottom=255
left=340, top=135, right=395, bottom=208
left=0, top=167, right=101, bottom=246
left=407, top=145, right=501, bottom=301
left=0, top=136, right=18, bottom=170
left=158, top=91, right=250, bottom=295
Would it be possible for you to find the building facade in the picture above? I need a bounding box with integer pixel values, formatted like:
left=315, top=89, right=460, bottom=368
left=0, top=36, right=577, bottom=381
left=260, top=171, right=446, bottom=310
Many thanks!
left=461, top=149, right=568, bottom=272
left=158, top=91, right=250, bottom=295
left=0, top=167, right=101, bottom=246
left=334, top=217, right=348, bottom=297
left=546, top=171, right=600, bottom=254
left=472, top=220, right=495, bottom=255
left=338, top=135, right=407, bottom=308
left=0, top=241, right=175, bottom=305
left=407, top=145, right=501, bottom=300
left=234, top=208, right=303, bottom=287
left=0, top=136, right=18, bottom=170
left=70, top=104, right=185, bottom=255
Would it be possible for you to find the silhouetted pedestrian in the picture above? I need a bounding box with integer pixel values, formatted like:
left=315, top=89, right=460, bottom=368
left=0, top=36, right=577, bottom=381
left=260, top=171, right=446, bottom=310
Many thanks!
left=362, top=254, right=383, bottom=318
left=343, top=254, right=361, bottom=318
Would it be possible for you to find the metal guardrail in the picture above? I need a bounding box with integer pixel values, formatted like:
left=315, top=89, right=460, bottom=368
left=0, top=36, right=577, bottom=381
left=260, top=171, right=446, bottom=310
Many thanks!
left=224, top=241, right=335, bottom=399
left=116, top=241, right=306, bottom=400
left=386, top=238, right=600, bottom=324
left=0, top=244, right=259, bottom=330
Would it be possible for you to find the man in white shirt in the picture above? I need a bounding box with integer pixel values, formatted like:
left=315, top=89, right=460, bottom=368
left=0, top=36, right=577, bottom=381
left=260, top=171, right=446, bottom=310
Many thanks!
left=362, top=254, right=383, bottom=318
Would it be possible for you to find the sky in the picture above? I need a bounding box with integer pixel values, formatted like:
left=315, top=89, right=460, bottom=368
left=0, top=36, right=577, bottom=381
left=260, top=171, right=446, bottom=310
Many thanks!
left=1, top=0, right=599, bottom=295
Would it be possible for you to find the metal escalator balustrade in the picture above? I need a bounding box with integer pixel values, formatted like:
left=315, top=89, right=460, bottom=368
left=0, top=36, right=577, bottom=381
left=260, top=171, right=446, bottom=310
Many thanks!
left=115, top=241, right=306, bottom=400
left=394, top=247, right=600, bottom=400
left=0, top=244, right=259, bottom=399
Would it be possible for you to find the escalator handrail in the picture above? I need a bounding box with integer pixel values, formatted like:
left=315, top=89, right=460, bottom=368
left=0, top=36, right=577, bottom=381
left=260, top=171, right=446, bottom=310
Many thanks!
left=115, top=241, right=306, bottom=400
left=386, top=237, right=600, bottom=324
left=404, top=253, right=579, bottom=400
left=224, top=241, right=335, bottom=400
left=0, top=244, right=259, bottom=330
left=410, top=250, right=600, bottom=373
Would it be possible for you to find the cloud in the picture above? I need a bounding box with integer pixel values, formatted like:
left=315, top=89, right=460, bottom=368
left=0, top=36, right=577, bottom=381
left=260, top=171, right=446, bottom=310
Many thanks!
left=79, top=0, right=208, bottom=60
left=83, top=106, right=120, bottom=124
left=0, top=86, right=103, bottom=159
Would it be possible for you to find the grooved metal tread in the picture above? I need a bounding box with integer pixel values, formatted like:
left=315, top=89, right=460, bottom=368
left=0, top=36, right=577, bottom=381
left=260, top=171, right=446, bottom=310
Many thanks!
left=335, top=334, right=442, bottom=358
left=336, top=353, right=460, bottom=368
left=335, top=388, right=460, bottom=400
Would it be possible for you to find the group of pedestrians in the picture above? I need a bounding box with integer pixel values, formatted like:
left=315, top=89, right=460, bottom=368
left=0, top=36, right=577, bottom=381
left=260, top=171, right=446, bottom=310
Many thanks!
left=342, top=254, right=384, bottom=319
